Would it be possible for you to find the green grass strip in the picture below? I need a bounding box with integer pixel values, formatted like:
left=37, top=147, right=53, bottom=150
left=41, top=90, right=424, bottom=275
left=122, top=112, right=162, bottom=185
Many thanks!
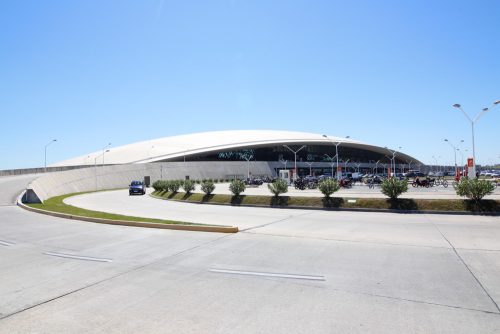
left=152, top=191, right=499, bottom=213
left=26, top=192, right=211, bottom=226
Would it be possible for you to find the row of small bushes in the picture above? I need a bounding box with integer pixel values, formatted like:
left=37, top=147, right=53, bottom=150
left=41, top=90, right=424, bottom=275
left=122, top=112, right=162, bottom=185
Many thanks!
left=152, top=178, right=342, bottom=199
left=154, top=177, right=495, bottom=202
left=153, top=179, right=216, bottom=195
left=379, top=177, right=495, bottom=201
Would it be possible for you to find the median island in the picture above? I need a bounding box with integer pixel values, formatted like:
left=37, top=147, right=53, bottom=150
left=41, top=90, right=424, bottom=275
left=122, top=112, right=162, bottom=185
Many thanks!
left=22, top=192, right=238, bottom=233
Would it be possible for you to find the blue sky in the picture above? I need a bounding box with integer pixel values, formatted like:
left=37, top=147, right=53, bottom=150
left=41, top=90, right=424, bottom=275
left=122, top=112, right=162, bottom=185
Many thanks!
left=1, top=0, right=499, bottom=169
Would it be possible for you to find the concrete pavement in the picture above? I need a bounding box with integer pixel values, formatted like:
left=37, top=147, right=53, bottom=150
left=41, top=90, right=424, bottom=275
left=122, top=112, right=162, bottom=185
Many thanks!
left=1, top=176, right=500, bottom=333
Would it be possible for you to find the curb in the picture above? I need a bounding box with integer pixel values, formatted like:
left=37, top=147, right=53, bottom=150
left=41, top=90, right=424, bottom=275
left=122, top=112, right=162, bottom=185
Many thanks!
left=17, top=194, right=238, bottom=234
left=150, top=194, right=500, bottom=216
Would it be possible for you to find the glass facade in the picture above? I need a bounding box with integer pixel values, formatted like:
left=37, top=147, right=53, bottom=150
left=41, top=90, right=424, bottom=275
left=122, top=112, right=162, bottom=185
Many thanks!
left=166, top=144, right=408, bottom=164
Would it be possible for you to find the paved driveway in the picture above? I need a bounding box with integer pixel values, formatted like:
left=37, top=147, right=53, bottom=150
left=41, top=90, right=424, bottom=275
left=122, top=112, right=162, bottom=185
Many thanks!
left=1, top=176, right=500, bottom=333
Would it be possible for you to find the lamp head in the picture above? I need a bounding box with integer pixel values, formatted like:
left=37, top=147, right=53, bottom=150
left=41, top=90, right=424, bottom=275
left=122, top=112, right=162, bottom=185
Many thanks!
left=452, top=104, right=461, bottom=108
left=494, top=100, right=500, bottom=105
left=483, top=108, right=489, bottom=112
left=444, top=139, right=448, bottom=142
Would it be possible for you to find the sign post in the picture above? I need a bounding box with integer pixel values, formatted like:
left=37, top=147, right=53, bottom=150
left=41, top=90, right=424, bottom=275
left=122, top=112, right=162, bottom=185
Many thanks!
left=467, top=158, right=475, bottom=179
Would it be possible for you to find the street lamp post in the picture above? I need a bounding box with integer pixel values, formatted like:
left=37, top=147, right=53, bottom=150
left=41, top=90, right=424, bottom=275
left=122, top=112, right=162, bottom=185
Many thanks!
left=453, top=101, right=500, bottom=178
left=243, top=156, right=251, bottom=179
left=343, top=159, right=350, bottom=175
left=382, top=163, right=387, bottom=176
left=279, top=159, right=288, bottom=177
left=457, top=149, right=464, bottom=172
left=94, top=149, right=110, bottom=191
left=407, top=160, right=413, bottom=173
left=444, top=139, right=463, bottom=176
left=102, top=143, right=111, bottom=165
left=322, top=135, right=350, bottom=180
left=283, top=145, right=306, bottom=180
left=324, top=154, right=337, bottom=178
left=305, top=162, right=314, bottom=176
left=385, top=147, right=397, bottom=177
left=355, top=163, right=361, bottom=173
left=374, top=160, right=380, bottom=176
left=432, top=156, right=438, bottom=173
left=44, top=139, right=57, bottom=172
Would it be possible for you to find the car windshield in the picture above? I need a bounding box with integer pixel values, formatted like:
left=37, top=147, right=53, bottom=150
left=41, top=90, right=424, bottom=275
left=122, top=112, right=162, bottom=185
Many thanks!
left=131, top=181, right=142, bottom=186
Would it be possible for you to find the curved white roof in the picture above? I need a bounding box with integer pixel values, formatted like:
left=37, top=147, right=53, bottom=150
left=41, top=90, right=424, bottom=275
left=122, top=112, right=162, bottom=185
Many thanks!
left=52, top=130, right=421, bottom=166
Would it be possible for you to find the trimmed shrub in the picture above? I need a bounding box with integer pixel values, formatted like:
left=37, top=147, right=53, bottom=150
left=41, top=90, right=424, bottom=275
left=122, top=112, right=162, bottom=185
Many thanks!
left=381, top=177, right=408, bottom=200
left=229, top=179, right=246, bottom=196
left=454, top=178, right=495, bottom=201
left=182, top=179, right=195, bottom=194
left=267, top=179, right=288, bottom=197
left=169, top=180, right=181, bottom=193
left=152, top=180, right=168, bottom=192
left=201, top=180, right=216, bottom=195
left=318, top=179, right=340, bottom=198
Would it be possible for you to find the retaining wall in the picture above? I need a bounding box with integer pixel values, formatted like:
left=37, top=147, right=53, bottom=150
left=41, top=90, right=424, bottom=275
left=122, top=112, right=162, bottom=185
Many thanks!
left=26, top=161, right=276, bottom=203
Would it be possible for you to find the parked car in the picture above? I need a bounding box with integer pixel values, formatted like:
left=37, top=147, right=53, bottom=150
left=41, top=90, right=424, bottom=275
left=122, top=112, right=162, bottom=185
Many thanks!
left=404, top=171, right=425, bottom=178
left=129, top=181, right=146, bottom=195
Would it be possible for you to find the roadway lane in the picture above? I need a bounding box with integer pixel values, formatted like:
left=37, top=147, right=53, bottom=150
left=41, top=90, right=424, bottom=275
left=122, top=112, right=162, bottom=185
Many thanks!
left=1, top=177, right=500, bottom=333
left=0, top=174, right=39, bottom=205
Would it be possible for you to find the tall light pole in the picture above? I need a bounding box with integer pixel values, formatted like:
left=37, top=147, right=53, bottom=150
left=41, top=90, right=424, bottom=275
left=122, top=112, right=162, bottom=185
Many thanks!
left=280, top=159, right=288, bottom=170
left=102, top=143, right=111, bottom=165
left=283, top=145, right=306, bottom=180
left=432, top=156, right=438, bottom=173
left=322, top=135, right=350, bottom=180
left=374, top=160, right=380, bottom=175
left=279, top=159, right=288, bottom=177
left=406, top=160, right=413, bottom=173
left=444, top=139, right=463, bottom=176
left=457, top=149, right=464, bottom=170
left=305, top=161, right=314, bottom=176
left=243, top=155, right=251, bottom=179
left=397, top=147, right=402, bottom=174
left=95, top=149, right=110, bottom=191
left=355, top=163, right=361, bottom=173
left=324, top=154, right=337, bottom=178
left=44, top=139, right=57, bottom=172
left=343, top=159, right=350, bottom=175
left=453, top=101, right=500, bottom=178
left=385, top=147, right=397, bottom=177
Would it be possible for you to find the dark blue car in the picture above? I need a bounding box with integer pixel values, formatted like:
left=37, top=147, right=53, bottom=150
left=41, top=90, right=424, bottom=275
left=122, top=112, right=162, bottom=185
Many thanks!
left=129, top=181, right=145, bottom=195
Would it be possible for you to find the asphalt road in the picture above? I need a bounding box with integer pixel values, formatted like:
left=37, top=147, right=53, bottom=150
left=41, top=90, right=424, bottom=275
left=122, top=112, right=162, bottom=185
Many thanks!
left=1, top=176, right=500, bottom=333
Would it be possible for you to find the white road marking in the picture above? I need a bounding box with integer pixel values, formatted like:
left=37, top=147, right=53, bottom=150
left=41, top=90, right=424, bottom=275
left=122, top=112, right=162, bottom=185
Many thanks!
left=209, top=268, right=325, bottom=281
left=43, top=252, right=112, bottom=263
left=0, top=240, right=15, bottom=246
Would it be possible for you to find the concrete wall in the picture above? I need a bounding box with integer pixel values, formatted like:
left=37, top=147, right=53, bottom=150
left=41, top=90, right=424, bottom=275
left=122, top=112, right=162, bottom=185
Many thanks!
left=0, top=165, right=95, bottom=177
left=26, top=161, right=276, bottom=203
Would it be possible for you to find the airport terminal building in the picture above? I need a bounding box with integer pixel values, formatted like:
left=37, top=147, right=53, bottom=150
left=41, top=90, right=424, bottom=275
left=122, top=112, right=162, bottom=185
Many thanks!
left=53, top=130, right=423, bottom=177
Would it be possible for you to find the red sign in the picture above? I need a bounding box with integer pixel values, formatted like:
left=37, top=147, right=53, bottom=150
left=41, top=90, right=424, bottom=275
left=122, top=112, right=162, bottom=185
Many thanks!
left=467, top=158, right=474, bottom=168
